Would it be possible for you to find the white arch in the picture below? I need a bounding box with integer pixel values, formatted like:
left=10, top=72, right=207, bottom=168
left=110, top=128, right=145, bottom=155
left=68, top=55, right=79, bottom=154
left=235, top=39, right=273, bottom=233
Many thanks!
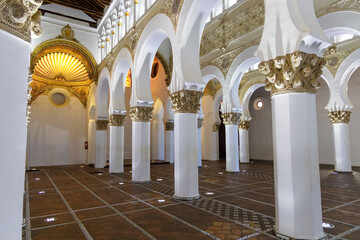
left=241, top=84, right=265, bottom=120
left=201, top=65, right=226, bottom=88
left=111, top=48, right=133, bottom=112
left=132, top=14, right=175, bottom=106
left=96, top=67, right=111, bottom=118
left=318, top=11, right=360, bottom=37
left=226, top=46, right=260, bottom=111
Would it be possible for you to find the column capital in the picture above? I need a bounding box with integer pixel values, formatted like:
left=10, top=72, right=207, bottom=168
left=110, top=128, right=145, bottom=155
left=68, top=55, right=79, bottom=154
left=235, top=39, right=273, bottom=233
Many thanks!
left=258, top=51, right=326, bottom=96
left=165, top=121, right=174, bottom=131
left=212, top=122, right=221, bottom=132
left=0, top=0, right=42, bottom=42
left=170, top=90, right=203, bottom=114
left=197, top=118, right=204, bottom=129
left=129, top=106, right=153, bottom=122
left=221, top=112, right=240, bottom=125
left=328, top=111, right=351, bottom=124
left=238, top=120, right=250, bottom=130
left=96, top=120, right=108, bottom=130
left=109, top=114, right=126, bottom=126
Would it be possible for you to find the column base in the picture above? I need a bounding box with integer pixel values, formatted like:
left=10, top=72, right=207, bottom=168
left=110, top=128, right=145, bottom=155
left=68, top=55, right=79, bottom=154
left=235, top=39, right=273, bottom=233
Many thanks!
left=273, top=226, right=328, bottom=240
left=226, top=170, right=240, bottom=173
left=333, top=170, right=353, bottom=174
left=132, top=180, right=151, bottom=184
left=172, top=194, right=201, bottom=201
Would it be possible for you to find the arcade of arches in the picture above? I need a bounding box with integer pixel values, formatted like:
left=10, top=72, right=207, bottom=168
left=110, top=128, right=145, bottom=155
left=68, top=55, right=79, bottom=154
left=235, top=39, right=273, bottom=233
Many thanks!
left=1, top=0, right=360, bottom=239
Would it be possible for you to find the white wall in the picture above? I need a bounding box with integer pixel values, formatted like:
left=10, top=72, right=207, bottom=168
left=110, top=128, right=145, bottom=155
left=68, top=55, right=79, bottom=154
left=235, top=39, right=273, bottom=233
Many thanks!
left=248, top=87, right=273, bottom=161
left=28, top=95, right=87, bottom=166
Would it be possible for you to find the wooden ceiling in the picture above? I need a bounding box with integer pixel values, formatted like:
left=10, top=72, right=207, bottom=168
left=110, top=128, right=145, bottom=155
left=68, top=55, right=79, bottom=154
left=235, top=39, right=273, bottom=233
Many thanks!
left=43, top=0, right=112, bottom=22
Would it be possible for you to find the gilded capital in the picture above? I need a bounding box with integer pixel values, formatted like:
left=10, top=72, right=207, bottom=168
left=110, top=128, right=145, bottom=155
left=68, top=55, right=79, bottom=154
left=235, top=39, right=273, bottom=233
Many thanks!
left=221, top=112, right=241, bottom=125
left=170, top=90, right=204, bottom=114
left=328, top=111, right=351, bottom=124
left=258, top=51, right=326, bottom=96
left=0, top=0, right=43, bottom=42
left=197, top=118, right=204, bottom=129
left=96, top=120, right=108, bottom=130
left=239, top=120, right=250, bottom=130
left=109, top=114, right=126, bottom=127
left=212, top=122, right=221, bottom=132
left=129, top=106, right=153, bottom=122
left=166, top=121, right=174, bottom=131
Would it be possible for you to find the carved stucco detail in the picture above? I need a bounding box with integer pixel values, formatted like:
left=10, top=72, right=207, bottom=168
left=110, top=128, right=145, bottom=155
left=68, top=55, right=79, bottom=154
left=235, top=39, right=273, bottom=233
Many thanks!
left=221, top=112, right=240, bottom=125
left=129, top=106, right=153, bottom=122
left=316, top=0, right=360, bottom=17
left=197, top=118, right=204, bottom=129
left=170, top=90, right=203, bottom=114
left=238, top=120, right=250, bottom=130
left=0, top=0, right=43, bottom=42
left=258, top=51, right=326, bottom=96
left=166, top=121, right=174, bottom=131
left=159, top=0, right=183, bottom=30
left=96, top=120, right=109, bottom=130
left=328, top=111, right=351, bottom=124
left=109, top=114, right=126, bottom=126
left=212, top=122, right=221, bottom=132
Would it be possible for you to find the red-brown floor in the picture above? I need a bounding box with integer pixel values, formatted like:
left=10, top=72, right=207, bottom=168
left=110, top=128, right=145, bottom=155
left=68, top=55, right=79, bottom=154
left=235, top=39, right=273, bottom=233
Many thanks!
left=23, top=160, right=360, bottom=240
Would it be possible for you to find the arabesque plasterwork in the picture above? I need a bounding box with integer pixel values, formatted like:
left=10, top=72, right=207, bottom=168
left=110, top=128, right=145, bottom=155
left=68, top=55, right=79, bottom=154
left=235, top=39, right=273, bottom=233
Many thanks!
left=258, top=51, right=326, bottom=96
left=96, top=120, right=109, bottom=130
left=238, top=120, right=250, bottom=130
left=170, top=90, right=204, bottom=114
left=165, top=121, right=174, bottom=131
left=316, top=0, right=360, bottom=17
left=109, top=114, right=126, bottom=126
left=221, top=112, right=240, bottom=125
left=129, top=106, right=153, bottom=122
left=328, top=111, right=351, bottom=124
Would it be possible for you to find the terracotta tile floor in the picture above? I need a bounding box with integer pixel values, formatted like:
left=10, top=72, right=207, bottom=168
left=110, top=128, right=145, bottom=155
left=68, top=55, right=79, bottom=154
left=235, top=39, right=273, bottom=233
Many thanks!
left=23, top=161, right=360, bottom=240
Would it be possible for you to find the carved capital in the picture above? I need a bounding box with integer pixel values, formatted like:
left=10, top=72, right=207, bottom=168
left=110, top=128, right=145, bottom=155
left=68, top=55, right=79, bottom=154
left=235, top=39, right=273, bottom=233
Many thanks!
left=197, top=118, right=204, bottom=129
left=0, top=0, right=43, bottom=42
left=212, top=122, right=221, bottom=132
left=328, top=111, right=351, bottom=124
left=165, top=121, right=174, bottom=131
left=96, top=120, right=108, bottom=130
left=109, top=114, right=126, bottom=127
left=238, top=120, right=250, bottom=130
left=170, top=90, right=203, bottom=114
left=129, top=106, right=153, bottom=122
left=258, top=51, right=326, bottom=96
left=221, top=112, right=241, bottom=125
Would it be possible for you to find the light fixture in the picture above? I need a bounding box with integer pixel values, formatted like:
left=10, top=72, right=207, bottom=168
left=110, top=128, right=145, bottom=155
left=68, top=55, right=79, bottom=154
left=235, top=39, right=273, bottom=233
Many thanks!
left=98, top=173, right=103, bottom=176
left=322, top=222, right=335, bottom=229
left=157, top=199, right=166, bottom=203
left=44, top=217, right=57, bottom=222
left=35, top=178, right=40, bottom=181
left=38, top=191, right=45, bottom=194
left=218, top=172, right=224, bottom=175
left=119, top=182, right=124, bottom=185
left=156, top=179, right=163, bottom=182
left=205, top=192, right=215, bottom=195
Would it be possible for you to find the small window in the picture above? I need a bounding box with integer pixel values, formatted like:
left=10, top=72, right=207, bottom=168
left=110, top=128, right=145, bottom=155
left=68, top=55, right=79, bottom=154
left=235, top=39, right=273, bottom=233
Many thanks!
left=151, top=61, right=159, bottom=78
left=254, top=98, right=264, bottom=110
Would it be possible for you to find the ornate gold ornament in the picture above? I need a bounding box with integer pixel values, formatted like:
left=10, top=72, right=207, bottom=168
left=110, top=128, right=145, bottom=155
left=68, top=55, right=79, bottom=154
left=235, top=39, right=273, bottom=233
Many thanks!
left=96, top=120, right=109, bottom=130
left=0, top=0, right=42, bottom=42
left=204, top=79, right=222, bottom=99
left=166, top=121, right=174, bottom=131
left=109, top=114, right=126, bottom=126
left=221, top=112, right=241, bottom=125
left=212, top=122, right=221, bottom=132
left=258, top=51, right=326, bottom=96
left=197, top=118, right=204, bottom=129
left=159, top=0, right=184, bottom=30
left=129, top=106, right=153, bottom=122
left=238, top=120, right=250, bottom=130
left=170, top=90, right=204, bottom=114
left=328, top=111, right=351, bottom=124
left=55, top=24, right=79, bottom=42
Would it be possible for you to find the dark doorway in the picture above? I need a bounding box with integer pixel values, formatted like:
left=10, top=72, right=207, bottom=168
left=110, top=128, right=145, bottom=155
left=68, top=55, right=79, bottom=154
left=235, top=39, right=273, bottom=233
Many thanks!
left=218, top=111, right=226, bottom=159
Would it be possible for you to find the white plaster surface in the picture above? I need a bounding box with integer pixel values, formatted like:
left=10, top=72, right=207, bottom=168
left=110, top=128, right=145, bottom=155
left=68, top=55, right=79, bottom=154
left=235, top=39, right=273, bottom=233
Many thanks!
left=95, top=130, right=108, bottom=168
left=109, top=126, right=125, bottom=173
left=225, top=124, right=239, bottom=172
left=165, top=130, right=174, bottom=163
left=239, top=129, right=250, bottom=163
left=132, top=121, right=151, bottom=182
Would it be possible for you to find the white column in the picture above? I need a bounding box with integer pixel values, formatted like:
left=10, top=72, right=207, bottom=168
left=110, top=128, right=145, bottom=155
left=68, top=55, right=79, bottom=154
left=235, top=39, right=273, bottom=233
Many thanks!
left=197, top=118, right=204, bottom=167
left=328, top=111, right=352, bottom=172
left=109, top=114, right=126, bottom=173
left=95, top=120, right=108, bottom=168
left=165, top=121, right=174, bottom=163
left=171, top=90, right=203, bottom=200
left=239, top=121, right=250, bottom=163
left=272, top=93, right=324, bottom=239
left=222, top=113, right=240, bottom=172
left=130, top=106, right=153, bottom=182
left=0, top=30, right=31, bottom=240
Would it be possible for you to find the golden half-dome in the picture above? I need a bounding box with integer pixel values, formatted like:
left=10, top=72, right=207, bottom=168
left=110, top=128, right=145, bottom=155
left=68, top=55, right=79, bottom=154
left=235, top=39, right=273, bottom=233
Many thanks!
left=34, top=52, right=89, bottom=82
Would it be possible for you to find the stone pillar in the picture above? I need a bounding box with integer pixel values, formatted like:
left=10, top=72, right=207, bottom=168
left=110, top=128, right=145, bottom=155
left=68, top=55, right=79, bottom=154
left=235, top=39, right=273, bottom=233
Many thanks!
left=95, top=120, right=108, bottom=168
left=197, top=118, right=204, bottom=167
left=109, top=114, right=126, bottom=173
left=165, top=121, right=174, bottom=163
left=222, top=112, right=240, bottom=172
left=170, top=90, right=203, bottom=200
left=238, top=120, right=250, bottom=163
left=259, top=51, right=327, bottom=240
left=328, top=111, right=352, bottom=173
left=129, top=106, right=153, bottom=182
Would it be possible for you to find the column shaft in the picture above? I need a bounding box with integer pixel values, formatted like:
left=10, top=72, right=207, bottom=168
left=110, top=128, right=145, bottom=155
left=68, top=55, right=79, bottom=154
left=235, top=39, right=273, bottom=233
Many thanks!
left=109, top=126, right=125, bottom=173
left=132, top=122, right=151, bottom=182
left=198, top=127, right=202, bottom=167
left=333, top=123, right=352, bottom=172
left=239, top=129, right=249, bottom=163
left=95, top=130, right=107, bottom=168
left=225, top=125, right=239, bottom=172
left=165, top=122, right=174, bottom=163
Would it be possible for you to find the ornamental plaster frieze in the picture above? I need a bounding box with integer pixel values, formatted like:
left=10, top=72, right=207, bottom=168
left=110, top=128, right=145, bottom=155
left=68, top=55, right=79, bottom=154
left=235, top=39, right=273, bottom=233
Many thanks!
left=238, top=71, right=266, bottom=104
left=258, top=51, right=326, bottom=96
left=0, top=0, right=42, bottom=42
left=129, top=106, right=153, bottom=122
left=159, top=0, right=183, bottom=30
left=170, top=90, right=203, bottom=114
left=238, top=120, right=250, bottom=130
left=109, top=114, right=126, bottom=126
left=221, top=112, right=240, bottom=125
left=328, top=110, right=351, bottom=124
left=316, top=0, right=360, bottom=17
left=96, top=120, right=109, bottom=130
